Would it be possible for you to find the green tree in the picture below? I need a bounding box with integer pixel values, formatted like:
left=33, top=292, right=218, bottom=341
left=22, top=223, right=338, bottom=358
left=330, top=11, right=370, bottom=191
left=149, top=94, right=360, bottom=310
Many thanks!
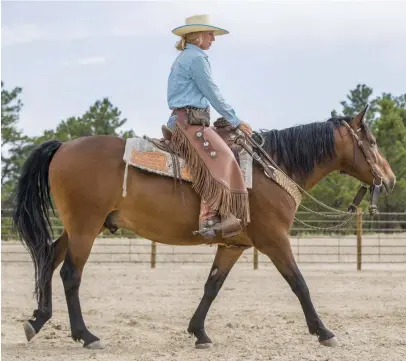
left=333, top=84, right=379, bottom=126
left=1, top=82, right=23, bottom=146
left=1, top=82, right=28, bottom=193
left=373, top=94, right=406, bottom=214
left=34, top=97, right=135, bottom=143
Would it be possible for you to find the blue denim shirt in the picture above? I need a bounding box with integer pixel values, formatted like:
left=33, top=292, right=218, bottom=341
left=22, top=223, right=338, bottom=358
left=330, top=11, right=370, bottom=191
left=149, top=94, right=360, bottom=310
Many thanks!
left=167, top=43, right=241, bottom=129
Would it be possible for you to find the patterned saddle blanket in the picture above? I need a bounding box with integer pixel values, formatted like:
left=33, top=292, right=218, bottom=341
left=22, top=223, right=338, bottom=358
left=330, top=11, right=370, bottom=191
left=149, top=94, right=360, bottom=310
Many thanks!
left=122, top=136, right=253, bottom=189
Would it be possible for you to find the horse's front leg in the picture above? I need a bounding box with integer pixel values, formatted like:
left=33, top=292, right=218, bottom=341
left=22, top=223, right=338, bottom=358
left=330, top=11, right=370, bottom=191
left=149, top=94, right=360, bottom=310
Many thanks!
left=188, top=245, right=246, bottom=348
left=255, top=234, right=337, bottom=347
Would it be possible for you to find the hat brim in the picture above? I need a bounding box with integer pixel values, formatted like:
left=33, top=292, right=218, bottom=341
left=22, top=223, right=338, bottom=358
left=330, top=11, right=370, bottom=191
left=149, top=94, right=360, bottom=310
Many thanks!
left=172, top=24, right=229, bottom=37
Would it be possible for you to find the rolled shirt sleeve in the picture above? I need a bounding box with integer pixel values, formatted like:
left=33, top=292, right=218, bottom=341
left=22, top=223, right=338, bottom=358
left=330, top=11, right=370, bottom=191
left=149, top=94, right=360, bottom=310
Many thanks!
left=190, top=56, right=241, bottom=128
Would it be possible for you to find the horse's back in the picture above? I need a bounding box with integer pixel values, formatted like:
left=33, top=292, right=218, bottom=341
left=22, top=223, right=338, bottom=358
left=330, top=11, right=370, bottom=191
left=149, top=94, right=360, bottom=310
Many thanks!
left=59, top=135, right=125, bottom=156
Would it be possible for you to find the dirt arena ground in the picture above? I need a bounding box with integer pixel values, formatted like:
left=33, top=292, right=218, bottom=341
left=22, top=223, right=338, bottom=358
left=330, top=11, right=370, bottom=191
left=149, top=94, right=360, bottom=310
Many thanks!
left=2, top=251, right=406, bottom=361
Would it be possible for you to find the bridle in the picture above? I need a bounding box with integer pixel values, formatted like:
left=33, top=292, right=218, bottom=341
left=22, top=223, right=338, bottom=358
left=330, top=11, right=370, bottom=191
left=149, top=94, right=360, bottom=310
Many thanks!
left=340, top=120, right=383, bottom=215
left=340, top=120, right=382, bottom=185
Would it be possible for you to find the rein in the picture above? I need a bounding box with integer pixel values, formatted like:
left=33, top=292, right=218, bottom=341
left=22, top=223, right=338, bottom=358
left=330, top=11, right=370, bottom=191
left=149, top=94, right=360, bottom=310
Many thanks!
left=235, top=120, right=383, bottom=230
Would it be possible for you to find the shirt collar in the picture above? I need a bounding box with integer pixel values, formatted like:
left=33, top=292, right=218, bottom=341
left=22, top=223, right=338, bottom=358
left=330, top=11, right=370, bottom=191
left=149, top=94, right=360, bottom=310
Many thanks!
left=185, top=43, right=208, bottom=58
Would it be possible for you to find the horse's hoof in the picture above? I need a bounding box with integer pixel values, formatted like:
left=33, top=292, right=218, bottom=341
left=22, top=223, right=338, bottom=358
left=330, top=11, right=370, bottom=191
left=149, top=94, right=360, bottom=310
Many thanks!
left=319, top=336, right=338, bottom=347
left=23, top=321, right=36, bottom=342
left=85, top=340, right=104, bottom=349
left=195, top=342, right=213, bottom=349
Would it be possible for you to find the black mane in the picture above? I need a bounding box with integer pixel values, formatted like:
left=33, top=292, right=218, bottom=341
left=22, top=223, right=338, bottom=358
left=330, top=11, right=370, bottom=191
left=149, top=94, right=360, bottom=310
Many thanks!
left=259, top=116, right=352, bottom=179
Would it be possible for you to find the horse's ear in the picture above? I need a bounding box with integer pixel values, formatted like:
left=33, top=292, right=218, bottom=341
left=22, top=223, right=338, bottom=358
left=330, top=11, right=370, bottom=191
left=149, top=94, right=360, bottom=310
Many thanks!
left=350, top=105, right=368, bottom=128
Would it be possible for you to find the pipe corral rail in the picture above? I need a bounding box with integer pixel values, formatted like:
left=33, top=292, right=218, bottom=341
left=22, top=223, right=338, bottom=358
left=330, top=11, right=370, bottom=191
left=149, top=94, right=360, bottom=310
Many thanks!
left=2, top=209, right=405, bottom=269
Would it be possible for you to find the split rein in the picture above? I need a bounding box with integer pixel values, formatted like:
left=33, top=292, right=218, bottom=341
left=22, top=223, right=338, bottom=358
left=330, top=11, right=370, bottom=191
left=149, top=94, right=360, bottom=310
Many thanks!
left=234, top=121, right=383, bottom=231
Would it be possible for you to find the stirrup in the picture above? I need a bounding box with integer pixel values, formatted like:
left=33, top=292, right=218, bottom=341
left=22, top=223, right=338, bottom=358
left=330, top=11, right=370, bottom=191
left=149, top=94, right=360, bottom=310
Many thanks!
left=193, top=228, right=217, bottom=239
left=193, top=214, right=242, bottom=239
left=193, top=215, right=221, bottom=239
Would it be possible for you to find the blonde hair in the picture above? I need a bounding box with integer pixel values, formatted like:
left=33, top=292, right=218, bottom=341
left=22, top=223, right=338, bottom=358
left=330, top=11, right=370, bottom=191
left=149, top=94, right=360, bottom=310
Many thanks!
left=175, top=31, right=202, bottom=51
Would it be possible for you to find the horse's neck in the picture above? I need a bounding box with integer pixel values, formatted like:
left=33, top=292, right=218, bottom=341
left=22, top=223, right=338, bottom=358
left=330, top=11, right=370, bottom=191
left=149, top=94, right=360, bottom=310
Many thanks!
left=300, top=128, right=347, bottom=190
left=265, top=133, right=342, bottom=191
left=301, top=160, right=340, bottom=191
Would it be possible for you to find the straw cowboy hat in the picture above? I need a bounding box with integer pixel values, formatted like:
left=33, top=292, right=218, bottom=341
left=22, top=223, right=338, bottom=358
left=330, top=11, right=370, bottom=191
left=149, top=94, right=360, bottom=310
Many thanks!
left=172, top=15, right=229, bottom=37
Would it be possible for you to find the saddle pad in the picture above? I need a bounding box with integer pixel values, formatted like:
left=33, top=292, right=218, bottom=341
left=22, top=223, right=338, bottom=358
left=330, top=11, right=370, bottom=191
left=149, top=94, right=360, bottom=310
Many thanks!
left=123, top=137, right=253, bottom=188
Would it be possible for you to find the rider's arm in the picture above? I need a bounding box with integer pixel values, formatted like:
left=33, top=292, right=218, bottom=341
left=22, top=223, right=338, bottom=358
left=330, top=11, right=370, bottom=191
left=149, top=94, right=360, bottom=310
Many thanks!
left=190, top=56, right=241, bottom=128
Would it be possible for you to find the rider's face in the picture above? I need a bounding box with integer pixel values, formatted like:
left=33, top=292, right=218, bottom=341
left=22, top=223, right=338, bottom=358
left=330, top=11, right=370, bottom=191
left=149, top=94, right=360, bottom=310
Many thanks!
left=200, top=31, right=215, bottom=50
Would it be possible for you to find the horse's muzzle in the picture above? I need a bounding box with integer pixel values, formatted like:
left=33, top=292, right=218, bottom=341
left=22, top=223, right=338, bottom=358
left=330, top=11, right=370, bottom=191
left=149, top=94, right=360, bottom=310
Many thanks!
left=382, top=177, right=396, bottom=195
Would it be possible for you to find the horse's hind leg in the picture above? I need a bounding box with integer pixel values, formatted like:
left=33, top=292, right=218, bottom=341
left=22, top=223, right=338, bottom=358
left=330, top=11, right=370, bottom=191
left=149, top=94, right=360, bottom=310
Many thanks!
left=256, top=234, right=337, bottom=347
left=24, top=230, right=69, bottom=341
left=188, top=245, right=246, bottom=348
left=60, top=222, right=103, bottom=349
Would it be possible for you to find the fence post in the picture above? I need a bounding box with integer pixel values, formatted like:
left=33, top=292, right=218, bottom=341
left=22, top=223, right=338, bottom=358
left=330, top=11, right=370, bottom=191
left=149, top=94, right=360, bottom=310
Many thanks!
left=253, top=248, right=258, bottom=270
left=151, top=241, right=156, bottom=268
left=356, top=207, right=363, bottom=271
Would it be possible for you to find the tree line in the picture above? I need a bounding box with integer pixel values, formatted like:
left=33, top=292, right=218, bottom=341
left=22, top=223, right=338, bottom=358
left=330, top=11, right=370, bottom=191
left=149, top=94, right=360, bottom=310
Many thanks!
left=1, top=81, right=405, bottom=232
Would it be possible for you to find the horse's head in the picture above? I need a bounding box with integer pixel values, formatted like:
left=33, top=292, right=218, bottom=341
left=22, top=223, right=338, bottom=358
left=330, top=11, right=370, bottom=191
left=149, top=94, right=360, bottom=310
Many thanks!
left=337, top=106, right=396, bottom=196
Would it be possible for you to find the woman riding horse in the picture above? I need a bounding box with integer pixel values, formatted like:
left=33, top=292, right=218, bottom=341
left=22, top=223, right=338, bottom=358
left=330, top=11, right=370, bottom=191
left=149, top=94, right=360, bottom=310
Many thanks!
left=166, top=14, right=253, bottom=239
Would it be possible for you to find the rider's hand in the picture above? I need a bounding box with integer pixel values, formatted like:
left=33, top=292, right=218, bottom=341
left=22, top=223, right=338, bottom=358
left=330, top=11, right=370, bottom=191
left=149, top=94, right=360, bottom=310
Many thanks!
left=238, top=121, right=253, bottom=137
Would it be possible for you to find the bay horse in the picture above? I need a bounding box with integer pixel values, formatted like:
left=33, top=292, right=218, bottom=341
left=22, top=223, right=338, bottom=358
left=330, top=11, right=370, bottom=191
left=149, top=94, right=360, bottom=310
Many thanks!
left=12, top=108, right=396, bottom=350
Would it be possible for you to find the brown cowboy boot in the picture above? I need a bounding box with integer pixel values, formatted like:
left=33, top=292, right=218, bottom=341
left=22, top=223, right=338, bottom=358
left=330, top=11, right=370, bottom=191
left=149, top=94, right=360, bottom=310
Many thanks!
left=193, top=200, right=242, bottom=239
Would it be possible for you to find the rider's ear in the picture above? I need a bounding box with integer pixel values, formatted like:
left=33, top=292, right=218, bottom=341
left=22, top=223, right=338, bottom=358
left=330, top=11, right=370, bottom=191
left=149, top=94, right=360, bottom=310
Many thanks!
left=350, top=105, right=368, bottom=129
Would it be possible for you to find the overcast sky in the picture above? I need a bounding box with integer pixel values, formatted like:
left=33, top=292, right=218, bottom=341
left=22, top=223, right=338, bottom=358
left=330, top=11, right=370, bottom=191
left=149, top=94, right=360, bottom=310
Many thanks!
left=2, top=0, right=406, bottom=138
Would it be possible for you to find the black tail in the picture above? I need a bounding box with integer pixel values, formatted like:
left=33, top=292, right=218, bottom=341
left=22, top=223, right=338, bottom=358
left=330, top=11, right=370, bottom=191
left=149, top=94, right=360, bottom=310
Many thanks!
left=12, top=140, right=63, bottom=306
